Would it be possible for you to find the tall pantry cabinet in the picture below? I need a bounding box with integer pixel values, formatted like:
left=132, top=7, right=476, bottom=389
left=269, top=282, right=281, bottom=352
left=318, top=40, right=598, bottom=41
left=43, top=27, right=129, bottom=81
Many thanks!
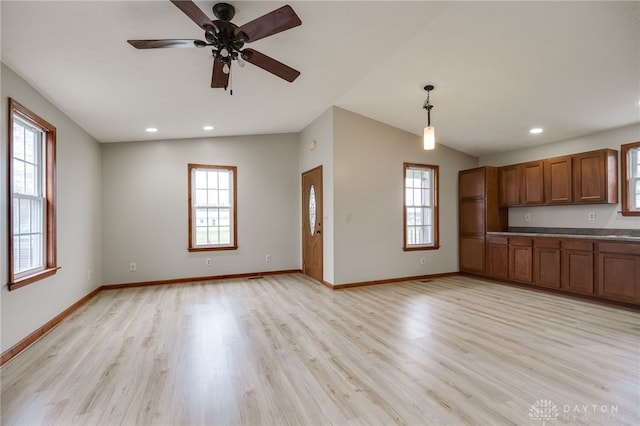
left=459, top=167, right=507, bottom=274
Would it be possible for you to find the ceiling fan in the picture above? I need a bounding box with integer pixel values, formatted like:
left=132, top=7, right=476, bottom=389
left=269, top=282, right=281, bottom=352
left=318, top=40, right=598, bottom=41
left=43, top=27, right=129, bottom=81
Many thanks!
left=127, top=0, right=301, bottom=90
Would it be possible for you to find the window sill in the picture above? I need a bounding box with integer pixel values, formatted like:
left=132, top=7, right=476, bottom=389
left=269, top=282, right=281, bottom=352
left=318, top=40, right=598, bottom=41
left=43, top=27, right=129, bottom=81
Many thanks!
left=403, top=245, right=440, bottom=251
left=188, top=245, right=238, bottom=252
left=621, top=211, right=640, bottom=217
left=8, top=267, right=61, bottom=291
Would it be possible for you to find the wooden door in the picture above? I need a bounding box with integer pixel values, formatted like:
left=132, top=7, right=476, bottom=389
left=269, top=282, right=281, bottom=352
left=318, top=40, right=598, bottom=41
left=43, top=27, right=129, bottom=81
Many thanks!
left=302, top=166, right=323, bottom=282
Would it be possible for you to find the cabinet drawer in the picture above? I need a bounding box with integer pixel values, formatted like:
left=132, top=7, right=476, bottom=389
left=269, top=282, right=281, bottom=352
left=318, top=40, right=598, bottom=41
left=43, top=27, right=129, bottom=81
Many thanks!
left=534, top=238, right=560, bottom=248
left=509, top=237, right=532, bottom=246
left=562, top=240, right=593, bottom=251
left=487, top=235, right=508, bottom=244
left=598, top=242, right=640, bottom=255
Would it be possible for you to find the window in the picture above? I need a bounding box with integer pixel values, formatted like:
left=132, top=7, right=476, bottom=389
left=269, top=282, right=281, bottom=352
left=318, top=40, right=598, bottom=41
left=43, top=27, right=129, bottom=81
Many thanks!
left=8, top=98, right=58, bottom=290
left=403, top=163, right=439, bottom=250
left=621, top=141, right=640, bottom=216
left=188, top=164, right=237, bottom=251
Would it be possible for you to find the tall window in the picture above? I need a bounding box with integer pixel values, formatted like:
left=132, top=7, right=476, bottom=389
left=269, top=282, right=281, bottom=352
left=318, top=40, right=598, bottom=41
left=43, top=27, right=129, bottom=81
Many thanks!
left=188, top=164, right=237, bottom=251
left=8, top=98, right=58, bottom=290
left=621, top=141, right=640, bottom=216
left=404, top=163, right=439, bottom=250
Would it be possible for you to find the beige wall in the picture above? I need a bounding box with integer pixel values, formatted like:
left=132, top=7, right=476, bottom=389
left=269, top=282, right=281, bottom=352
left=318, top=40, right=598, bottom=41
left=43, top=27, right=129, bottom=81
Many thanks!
left=331, top=107, right=477, bottom=285
left=1, top=63, right=103, bottom=353
left=479, top=123, right=640, bottom=229
left=101, top=134, right=300, bottom=285
left=298, top=107, right=335, bottom=283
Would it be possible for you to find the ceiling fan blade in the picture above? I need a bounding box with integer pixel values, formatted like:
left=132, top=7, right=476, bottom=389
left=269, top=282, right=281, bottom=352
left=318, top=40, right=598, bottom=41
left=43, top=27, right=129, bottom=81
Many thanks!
left=170, top=0, right=215, bottom=31
left=242, top=48, right=300, bottom=82
left=234, top=5, right=301, bottom=43
left=211, top=59, right=229, bottom=88
left=127, top=39, right=206, bottom=49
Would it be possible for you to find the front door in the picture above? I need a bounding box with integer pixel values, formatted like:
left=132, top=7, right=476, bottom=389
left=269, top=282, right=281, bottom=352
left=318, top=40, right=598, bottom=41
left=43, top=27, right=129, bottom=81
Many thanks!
left=302, top=166, right=323, bottom=282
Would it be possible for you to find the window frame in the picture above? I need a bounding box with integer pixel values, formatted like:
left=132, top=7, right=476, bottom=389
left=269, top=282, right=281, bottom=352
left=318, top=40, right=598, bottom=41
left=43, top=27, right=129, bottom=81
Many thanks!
left=403, top=162, right=439, bottom=251
left=621, top=141, right=640, bottom=216
left=7, top=98, right=58, bottom=291
left=187, top=163, right=238, bottom=251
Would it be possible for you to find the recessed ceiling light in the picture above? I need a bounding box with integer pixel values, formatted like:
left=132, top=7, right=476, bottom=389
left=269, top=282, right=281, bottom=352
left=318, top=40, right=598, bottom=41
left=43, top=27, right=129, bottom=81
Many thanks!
left=145, top=127, right=158, bottom=133
left=203, top=125, right=214, bottom=131
left=529, top=128, right=543, bottom=134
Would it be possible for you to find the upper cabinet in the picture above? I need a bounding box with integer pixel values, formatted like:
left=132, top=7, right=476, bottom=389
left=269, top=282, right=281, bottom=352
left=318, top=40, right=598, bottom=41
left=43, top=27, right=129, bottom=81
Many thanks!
left=499, top=165, right=521, bottom=206
left=521, top=161, right=545, bottom=205
left=499, top=148, right=618, bottom=207
left=544, top=155, right=572, bottom=204
left=572, top=149, right=618, bottom=204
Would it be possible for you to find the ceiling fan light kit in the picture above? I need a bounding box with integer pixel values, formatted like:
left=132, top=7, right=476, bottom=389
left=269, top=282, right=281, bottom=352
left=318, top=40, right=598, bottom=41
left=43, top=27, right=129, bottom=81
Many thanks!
left=422, top=84, right=436, bottom=150
left=127, top=1, right=302, bottom=92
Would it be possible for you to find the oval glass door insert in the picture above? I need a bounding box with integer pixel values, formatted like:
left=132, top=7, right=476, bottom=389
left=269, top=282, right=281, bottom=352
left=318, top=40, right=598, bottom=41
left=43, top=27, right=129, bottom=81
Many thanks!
left=309, top=185, right=316, bottom=236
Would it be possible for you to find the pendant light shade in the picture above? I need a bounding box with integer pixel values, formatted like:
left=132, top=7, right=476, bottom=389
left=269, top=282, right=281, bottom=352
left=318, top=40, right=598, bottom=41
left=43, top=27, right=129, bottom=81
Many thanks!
left=422, top=84, right=436, bottom=150
left=423, top=126, right=435, bottom=150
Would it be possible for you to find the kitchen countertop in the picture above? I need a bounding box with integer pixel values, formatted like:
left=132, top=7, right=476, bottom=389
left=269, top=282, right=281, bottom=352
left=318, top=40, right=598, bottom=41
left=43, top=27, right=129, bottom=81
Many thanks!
left=487, top=228, right=640, bottom=242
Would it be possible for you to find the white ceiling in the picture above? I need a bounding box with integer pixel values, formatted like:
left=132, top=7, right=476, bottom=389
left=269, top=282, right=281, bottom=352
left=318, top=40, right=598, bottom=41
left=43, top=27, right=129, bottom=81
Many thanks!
left=2, top=1, right=639, bottom=157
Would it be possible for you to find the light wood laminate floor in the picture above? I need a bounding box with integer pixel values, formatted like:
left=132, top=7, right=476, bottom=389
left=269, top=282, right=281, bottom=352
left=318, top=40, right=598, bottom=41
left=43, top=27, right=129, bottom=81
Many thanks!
left=1, top=274, right=638, bottom=425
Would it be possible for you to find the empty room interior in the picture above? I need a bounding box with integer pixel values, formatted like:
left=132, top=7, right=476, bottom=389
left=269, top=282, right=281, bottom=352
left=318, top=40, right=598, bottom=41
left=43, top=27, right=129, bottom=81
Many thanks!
left=1, top=1, right=639, bottom=425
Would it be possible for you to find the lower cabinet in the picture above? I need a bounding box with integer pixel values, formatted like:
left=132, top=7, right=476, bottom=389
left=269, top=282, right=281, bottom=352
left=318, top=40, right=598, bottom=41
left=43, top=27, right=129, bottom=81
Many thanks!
left=460, top=236, right=486, bottom=275
left=486, top=235, right=508, bottom=279
left=533, top=238, right=561, bottom=288
left=597, top=242, right=640, bottom=303
left=508, top=237, right=532, bottom=283
left=561, top=240, right=594, bottom=295
left=482, top=234, right=639, bottom=306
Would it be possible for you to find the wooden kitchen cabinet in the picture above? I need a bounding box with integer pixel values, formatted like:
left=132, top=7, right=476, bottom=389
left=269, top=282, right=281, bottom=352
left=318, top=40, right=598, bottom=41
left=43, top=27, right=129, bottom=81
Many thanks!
left=521, top=161, right=544, bottom=205
left=544, top=156, right=572, bottom=204
left=486, top=235, right=508, bottom=279
left=561, top=239, right=594, bottom=294
left=459, top=167, right=486, bottom=199
left=499, top=165, right=521, bottom=206
left=508, top=237, right=533, bottom=283
left=596, top=242, right=640, bottom=303
left=572, top=149, right=617, bottom=204
left=458, top=167, right=507, bottom=275
left=460, top=236, right=486, bottom=275
left=532, top=238, right=561, bottom=288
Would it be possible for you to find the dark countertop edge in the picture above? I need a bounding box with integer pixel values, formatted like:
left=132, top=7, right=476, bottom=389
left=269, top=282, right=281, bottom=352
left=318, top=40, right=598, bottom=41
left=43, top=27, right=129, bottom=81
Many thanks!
left=487, top=231, right=640, bottom=242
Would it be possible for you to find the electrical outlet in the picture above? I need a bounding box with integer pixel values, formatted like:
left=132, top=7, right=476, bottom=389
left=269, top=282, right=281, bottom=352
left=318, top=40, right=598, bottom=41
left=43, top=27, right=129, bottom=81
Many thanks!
left=525, top=213, right=531, bottom=222
left=129, top=262, right=137, bottom=272
left=265, top=254, right=271, bottom=262
left=420, top=257, right=426, bottom=265
left=588, top=212, right=596, bottom=221
left=87, top=270, right=92, bottom=281
left=206, top=257, right=212, bottom=266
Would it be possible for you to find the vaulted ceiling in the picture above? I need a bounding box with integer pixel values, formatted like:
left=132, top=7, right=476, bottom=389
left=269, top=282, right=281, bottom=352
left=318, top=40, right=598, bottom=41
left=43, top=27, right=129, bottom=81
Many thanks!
left=2, top=1, right=639, bottom=157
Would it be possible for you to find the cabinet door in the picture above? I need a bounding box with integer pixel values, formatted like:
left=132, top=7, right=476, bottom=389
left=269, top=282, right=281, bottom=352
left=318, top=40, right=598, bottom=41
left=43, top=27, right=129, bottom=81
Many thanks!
left=460, top=236, right=485, bottom=274
left=561, top=240, right=594, bottom=294
left=486, top=237, right=508, bottom=279
left=499, top=165, right=521, bottom=206
left=509, top=238, right=533, bottom=283
left=544, top=156, right=572, bottom=204
left=521, top=161, right=544, bottom=205
left=596, top=242, right=640, bottom=303
left=572, top=149, right=617, bottom=204
left=460, top=199, right=485, bottom=235
left=533, top=239, right=561, bottom=288
left=459, top=168, right=485, bottom=199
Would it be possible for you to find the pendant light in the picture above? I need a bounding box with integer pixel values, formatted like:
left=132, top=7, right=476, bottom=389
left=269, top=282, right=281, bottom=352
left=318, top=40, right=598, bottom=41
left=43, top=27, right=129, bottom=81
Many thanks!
left=423, top=84, right=435, bottom=150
